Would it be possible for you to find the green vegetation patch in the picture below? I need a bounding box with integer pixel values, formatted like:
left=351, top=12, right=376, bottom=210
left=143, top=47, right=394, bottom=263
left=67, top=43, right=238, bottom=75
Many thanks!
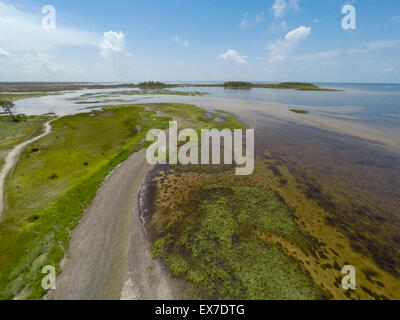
left=0, top=116, right=50, bottom=169
left=0, top=116, right=49, bottom=146
left=149, top=103, right=245, bottom=131
left=137, top=81, right=172, bottom=88
left=0, top=105, right=172, bottom=299
left=152, top=184, right=325, bottom=299
left=221, top=81, right=339, bottom=92
left=290, top=109, right=309, bottom=114
left=0, top=102, right=243, bottom=299
left=223, top=81, right=253, bottom=88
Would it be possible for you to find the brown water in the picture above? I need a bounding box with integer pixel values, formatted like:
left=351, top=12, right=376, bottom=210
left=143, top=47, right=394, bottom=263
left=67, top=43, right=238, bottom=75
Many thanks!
left=253, top=118, right=400, bottom=277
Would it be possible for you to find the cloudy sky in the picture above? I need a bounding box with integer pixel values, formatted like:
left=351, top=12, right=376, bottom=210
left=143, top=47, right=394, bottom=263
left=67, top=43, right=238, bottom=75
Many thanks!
left=0, top=0, right=399, bottom=83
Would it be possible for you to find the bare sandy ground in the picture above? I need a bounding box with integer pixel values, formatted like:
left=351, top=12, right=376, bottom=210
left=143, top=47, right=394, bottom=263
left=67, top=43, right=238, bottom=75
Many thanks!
left=51, top=149, right=177, bottom=300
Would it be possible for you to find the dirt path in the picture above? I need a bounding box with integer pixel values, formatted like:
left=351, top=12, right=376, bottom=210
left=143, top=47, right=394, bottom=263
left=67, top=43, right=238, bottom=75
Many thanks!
left=51, top=148, right=177, bottom=300
left=0, top=119, right=54, bottom=220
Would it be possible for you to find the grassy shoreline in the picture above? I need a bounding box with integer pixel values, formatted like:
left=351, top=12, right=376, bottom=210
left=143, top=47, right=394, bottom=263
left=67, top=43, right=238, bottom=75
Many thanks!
left=0, top=105, right=173, bottom=299
left=0, top=102, right=243, bottom=299
left=0, top=116, right=50, bottom=169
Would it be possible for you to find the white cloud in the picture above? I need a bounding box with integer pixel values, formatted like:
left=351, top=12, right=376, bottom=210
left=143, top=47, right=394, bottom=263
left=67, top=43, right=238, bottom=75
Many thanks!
left=240, top=13, right=250, bottom=29
left=256, top=12, right=265, bottom=24
left=172, top=36, right=190, bottom=48
left=349, top=40, right=400, bottom=54
left=285, top=25, right=311, bottom=41
left=271, top=0, right=287, bottom=18
left=268, top=21, right=289, bottom=33
left=291, top=39, right=400, bottom=63
left=0, top=2, right=133, bottom=80
left=268, top=25, right=311, bottom=62
left=293, top=50, right=342, bottom=61
left=383, top=67, right=395, bottom=74
left=0, top=48, right=10, bottom=57
left=99, top=31, right=130, bottom=58
left=240, top=11, right=265, bottom=29
left=219, top=49, right=247, bottom=64
left=0, top=2, right=131, bottom=60
left=289, top=0, right=300, bottom=11
left=0, top=2, right=96, bottom=53
left=390, top=16, right=400, bottom=23
left=22, top=53, right=65, bottom=75
left=271, top=0, right=299, bottom=19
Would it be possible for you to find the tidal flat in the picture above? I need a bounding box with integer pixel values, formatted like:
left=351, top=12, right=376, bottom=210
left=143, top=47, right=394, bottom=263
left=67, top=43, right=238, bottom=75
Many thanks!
left=144, top=111, right=400, bottom=300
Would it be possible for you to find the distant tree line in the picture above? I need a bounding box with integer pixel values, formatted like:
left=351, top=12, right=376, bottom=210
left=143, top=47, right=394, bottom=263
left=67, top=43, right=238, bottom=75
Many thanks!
left=223, top=81, right=252, bottom=88
left=137, top=81, right=172, bottom=88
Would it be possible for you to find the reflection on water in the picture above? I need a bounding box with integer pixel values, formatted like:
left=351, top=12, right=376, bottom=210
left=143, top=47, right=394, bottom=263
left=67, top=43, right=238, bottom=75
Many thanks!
left=13, top=84, right=400, bottom=125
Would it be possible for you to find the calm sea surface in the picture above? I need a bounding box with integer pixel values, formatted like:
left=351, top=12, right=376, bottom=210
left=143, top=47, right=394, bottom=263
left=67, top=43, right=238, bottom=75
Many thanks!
left=12, top=83, right=400, bottom=127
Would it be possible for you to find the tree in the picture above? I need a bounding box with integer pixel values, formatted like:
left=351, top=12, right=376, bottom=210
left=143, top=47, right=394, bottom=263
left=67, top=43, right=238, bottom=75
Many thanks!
left=0, top=101, right=15, bottom=117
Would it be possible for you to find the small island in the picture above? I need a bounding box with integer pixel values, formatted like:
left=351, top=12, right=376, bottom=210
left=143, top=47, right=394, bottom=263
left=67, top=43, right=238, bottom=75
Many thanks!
left=220, top=81, right=340, bottom=91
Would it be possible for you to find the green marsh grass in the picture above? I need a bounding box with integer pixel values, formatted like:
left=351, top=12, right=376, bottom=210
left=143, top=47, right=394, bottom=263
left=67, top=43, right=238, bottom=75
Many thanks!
left=153, top=184, right=325, bottom=299
left=0, top=105, right=172, bottom=299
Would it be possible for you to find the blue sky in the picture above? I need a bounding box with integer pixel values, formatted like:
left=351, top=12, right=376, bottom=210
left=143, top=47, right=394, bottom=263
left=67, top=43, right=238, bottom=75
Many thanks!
left=0, top=0, right=399, bottom=83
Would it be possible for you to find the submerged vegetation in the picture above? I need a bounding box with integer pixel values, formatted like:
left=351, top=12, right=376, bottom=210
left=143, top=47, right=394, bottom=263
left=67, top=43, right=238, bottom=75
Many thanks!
left=72, top=89, right=207, bottom=105
left=109, top=89, right=207, bottom=97
left=149, top=103, right=245, bottom=130
left=152, top=184, right=325, bottom=299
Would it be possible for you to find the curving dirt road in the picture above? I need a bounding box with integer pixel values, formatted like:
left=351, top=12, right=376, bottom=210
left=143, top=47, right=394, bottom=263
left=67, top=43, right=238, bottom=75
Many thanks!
left=0, top=120, right=54, bottom=220
left=50, top=148, right=179, bottom=300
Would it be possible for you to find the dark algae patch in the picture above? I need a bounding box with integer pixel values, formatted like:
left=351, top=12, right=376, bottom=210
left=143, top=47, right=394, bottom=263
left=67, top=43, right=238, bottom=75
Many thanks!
left=151, top=184, right=325, bottom=299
